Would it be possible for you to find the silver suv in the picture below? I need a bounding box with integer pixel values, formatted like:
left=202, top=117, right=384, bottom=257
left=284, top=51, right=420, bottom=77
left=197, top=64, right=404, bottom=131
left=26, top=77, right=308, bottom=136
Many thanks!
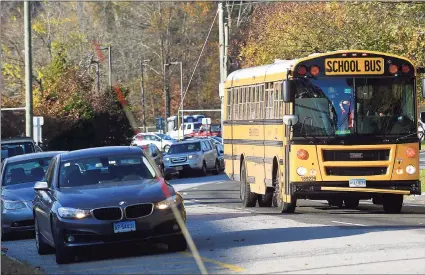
left=163, top=139, right=220, bottom=179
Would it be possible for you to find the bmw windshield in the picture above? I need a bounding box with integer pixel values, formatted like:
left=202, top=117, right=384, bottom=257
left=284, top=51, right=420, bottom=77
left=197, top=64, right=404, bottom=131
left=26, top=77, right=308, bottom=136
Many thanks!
left=292, top=77, right=416, bottom=139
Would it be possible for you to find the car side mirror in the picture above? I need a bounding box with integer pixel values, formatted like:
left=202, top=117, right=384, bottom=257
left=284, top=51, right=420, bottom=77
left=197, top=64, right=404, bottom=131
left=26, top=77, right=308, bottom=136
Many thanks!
left=421, top=112, right=425, bottom=124
left=34, top=181, right=49, bottom=191
left=283, top=114, right=299, bottom=126
left=282, top=80, right=292, bottom=103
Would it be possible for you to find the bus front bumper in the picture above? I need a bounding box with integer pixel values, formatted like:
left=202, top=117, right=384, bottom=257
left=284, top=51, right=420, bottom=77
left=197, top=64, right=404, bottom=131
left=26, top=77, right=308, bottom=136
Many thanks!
left=290, top=180, right=421, bottom=198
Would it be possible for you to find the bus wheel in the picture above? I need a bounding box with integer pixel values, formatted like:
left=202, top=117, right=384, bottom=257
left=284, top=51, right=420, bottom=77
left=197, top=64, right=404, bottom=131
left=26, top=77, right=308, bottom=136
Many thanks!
left=383, top=194, right=403, bottom=214
left=258, top=188, right=273, bottom=207
left=240, top=161, right=257, bottom=207
left=344, top=198, right=360, bottom=209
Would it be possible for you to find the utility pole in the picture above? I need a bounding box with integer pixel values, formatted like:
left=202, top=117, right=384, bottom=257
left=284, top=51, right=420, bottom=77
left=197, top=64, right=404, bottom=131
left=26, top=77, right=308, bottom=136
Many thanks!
left=24, top=1, right=33, bottom=138
left=163, top=63, right=170, bottom=133
left=141, top=59, right=151, bottom=133
left=108, top=46, right=112, bottom=89
left=218, top=3, right=225, bottom=146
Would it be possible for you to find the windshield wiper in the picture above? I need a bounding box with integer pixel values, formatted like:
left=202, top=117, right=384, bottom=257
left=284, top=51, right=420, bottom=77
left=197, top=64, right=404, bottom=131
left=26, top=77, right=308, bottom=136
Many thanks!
left=325, top=111, right=351, bottom=143
left=299, top=116, right=319, bottom=143
left=395, top=130, right=419, bottom=142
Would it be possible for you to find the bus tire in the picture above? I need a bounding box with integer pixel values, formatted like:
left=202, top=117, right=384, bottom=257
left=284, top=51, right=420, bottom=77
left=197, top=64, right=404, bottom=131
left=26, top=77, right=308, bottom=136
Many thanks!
left=277, top=198, right=296, bottom=213
left=258, top=188, right=273, bottom=207
left=344, top=198, right=359, bottom=209
left=383, top=194, right=403, bottom=214
left=240, top=161, right=257, bottom=207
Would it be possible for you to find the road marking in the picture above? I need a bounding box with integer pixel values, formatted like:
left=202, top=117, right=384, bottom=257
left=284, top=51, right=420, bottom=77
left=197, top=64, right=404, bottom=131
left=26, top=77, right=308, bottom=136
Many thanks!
left=180, top=251, right=244, bottom=272
left=332, top=221, right=367, bottom=227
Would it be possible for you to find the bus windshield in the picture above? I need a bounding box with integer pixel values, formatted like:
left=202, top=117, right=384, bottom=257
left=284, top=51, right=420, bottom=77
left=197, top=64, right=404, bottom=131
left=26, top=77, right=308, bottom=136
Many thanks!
left=293, top=77, right=415, bottom=138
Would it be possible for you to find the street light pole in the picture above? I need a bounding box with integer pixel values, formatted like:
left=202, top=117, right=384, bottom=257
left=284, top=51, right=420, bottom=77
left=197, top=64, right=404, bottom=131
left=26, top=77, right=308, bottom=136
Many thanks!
left=170, top=62, right=183, bottom=139
left=24, top=1, right=33, bottom=138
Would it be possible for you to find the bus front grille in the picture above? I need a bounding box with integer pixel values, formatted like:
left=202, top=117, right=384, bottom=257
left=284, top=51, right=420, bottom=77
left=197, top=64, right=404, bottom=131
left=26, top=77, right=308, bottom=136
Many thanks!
left=325, top=167, right=387, bottom=176
left=322, top=149, right=390, bottom=161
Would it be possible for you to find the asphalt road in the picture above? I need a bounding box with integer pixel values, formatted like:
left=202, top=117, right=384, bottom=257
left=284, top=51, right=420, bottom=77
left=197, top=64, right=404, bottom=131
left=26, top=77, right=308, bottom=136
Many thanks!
left=3, top=174, right=425, bottom=274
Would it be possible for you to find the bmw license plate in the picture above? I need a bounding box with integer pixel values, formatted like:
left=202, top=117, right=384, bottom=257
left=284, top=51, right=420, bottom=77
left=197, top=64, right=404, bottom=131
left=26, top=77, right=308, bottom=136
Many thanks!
left=113, top=221, right=136, bottom=233
left=349, top=179, right=366, bottom=188
left=175, top=166, right=183, bottom=171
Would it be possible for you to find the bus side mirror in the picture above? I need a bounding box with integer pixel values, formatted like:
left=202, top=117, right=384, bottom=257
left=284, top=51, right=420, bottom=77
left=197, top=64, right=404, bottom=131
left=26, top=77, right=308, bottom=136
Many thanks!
left=422, top=78, right=425, bottom=98
left=282, top=80, right=292, bottom=103
left=283, top=115, right=299, bottom=126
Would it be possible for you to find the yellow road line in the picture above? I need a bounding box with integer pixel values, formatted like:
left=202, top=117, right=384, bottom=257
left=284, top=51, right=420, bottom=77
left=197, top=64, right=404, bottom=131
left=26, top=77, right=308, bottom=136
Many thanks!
left=122, top=266, right=226, bottom=275
left=180, top=251, right=244, bottom=273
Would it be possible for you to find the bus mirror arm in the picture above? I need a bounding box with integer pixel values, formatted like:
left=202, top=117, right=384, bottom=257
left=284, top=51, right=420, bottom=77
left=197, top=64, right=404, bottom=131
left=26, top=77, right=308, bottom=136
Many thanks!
left=422, top=78, right=425, bottom=98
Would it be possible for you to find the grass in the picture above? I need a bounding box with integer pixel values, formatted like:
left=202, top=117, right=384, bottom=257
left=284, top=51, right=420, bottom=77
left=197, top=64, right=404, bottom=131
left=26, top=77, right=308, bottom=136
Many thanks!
left=420, top=169, right=425, bottom=193
left=1, top=253, right=45, bottom=275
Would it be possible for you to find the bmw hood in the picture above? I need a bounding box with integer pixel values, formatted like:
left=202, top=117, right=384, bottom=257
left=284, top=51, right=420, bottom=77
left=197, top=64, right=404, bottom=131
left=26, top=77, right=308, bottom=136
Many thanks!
left=54, top=179, right=176, bottom=209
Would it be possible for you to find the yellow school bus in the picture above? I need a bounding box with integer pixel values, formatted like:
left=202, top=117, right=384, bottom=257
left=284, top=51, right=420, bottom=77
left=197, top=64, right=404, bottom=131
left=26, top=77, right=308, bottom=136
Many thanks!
left=223, top=50, right=422, bottom=213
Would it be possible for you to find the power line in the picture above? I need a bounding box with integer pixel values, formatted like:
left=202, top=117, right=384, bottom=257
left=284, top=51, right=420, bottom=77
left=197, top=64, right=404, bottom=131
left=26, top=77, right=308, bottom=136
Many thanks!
left=179, top=9, right=218, bottom=109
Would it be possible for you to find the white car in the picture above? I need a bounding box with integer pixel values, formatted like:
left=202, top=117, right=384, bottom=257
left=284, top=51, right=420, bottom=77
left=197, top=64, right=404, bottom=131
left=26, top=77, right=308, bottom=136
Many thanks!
left=131, top=133, right=176, bottom=152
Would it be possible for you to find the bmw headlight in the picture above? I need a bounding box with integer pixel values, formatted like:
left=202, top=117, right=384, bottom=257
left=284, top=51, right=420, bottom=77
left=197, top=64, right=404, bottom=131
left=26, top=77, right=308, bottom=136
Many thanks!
left=1, top=199, right=26, bottom=210
left=58, top=207, right=91, bottom=219
left=155, top=194, right=183, bottom=210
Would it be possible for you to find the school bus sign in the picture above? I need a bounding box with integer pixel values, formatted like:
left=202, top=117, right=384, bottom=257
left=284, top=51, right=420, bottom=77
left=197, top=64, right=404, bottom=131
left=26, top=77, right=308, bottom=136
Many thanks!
left=325, top=58, right=384, bottom=75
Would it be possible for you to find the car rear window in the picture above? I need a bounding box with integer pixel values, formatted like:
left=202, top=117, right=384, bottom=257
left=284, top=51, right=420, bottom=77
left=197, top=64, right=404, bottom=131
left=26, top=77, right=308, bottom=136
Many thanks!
left=1, top=142, right=35, bottom=161
left=168, top=142, right=201, bottom=154
left=3, top=157, right=54, bottom=186
left=58, top=154, right=156, bottom=188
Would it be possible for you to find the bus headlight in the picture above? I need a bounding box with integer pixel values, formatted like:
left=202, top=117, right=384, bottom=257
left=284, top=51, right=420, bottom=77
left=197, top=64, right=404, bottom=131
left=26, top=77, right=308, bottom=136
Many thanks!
left=406, top=165, right=416, bottom=175
left=296, top=167, right=307, bottom=176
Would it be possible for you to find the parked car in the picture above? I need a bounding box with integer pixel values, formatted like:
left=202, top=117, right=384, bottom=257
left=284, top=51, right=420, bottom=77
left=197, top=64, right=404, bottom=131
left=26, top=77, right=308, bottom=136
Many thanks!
left=419, top=120, right=424, bottom=141
left=1, top=151, right=64, bottom=238
left=134, top=143, right=164, bottom=174
left=195, top=124, right=222, bottom=137
left=163, top=139, right=220, bottom=179
left=131, top=133, right=175, bottom=152
left=1, top=137, right=40, bottom=162
left=33, top=146, right=187, bottom=264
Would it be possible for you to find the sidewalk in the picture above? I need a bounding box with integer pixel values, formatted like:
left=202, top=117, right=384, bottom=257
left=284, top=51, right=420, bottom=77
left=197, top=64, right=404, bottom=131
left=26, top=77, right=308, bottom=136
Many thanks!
left=404, top=193, right=425, bottom=205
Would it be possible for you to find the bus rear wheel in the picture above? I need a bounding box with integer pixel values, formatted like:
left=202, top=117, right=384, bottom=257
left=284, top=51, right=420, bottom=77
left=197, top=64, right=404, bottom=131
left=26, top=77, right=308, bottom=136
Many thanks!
left=240, top=161, right=257, bottom=207
left=383, top=194, right=403, bottom=214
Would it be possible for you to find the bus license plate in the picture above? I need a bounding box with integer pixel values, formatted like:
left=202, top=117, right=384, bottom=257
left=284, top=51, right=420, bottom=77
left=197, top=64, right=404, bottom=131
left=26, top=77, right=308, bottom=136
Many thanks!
left=114, top=221, right=136, bottom=233
left=349, top=179, right=366, bottom=188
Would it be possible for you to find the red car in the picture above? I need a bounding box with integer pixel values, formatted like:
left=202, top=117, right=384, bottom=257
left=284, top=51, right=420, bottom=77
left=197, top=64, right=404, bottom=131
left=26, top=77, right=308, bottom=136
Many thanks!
left=195, top=124, right=221, bottom=137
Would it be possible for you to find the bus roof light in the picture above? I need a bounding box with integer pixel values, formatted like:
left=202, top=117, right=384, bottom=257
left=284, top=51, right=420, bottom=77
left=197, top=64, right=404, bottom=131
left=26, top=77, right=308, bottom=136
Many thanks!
left=310, top=65, right=320, bottom=76
left=389, top=64, right=398, bottom=74
left=401, top=64, right=410, bottom=73
left=362, top=53, right=368, bottom=56
left=297, top=66, right=307, bottom=76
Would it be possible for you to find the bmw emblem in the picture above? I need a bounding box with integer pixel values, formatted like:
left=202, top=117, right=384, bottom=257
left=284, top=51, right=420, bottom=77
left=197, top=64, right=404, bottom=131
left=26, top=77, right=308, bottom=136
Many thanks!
left=119, top=201, right=125, bottom=206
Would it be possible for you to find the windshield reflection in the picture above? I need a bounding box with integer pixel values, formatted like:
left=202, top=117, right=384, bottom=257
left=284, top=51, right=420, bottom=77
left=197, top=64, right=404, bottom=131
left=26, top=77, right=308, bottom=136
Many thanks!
left=293, top=77, right=416, bottom=138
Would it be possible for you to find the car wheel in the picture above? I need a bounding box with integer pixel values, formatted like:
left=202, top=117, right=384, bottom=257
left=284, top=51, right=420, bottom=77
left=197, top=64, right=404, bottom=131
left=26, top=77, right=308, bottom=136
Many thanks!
left=213, top=160, right=220, bottom=175
left=35, top=218, right=53, bottom=255
left=52, top=225, right=73, bottom=264
left=200, top=162, right=207, bottom=176
left=168, top=234, right=187, bottom=252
